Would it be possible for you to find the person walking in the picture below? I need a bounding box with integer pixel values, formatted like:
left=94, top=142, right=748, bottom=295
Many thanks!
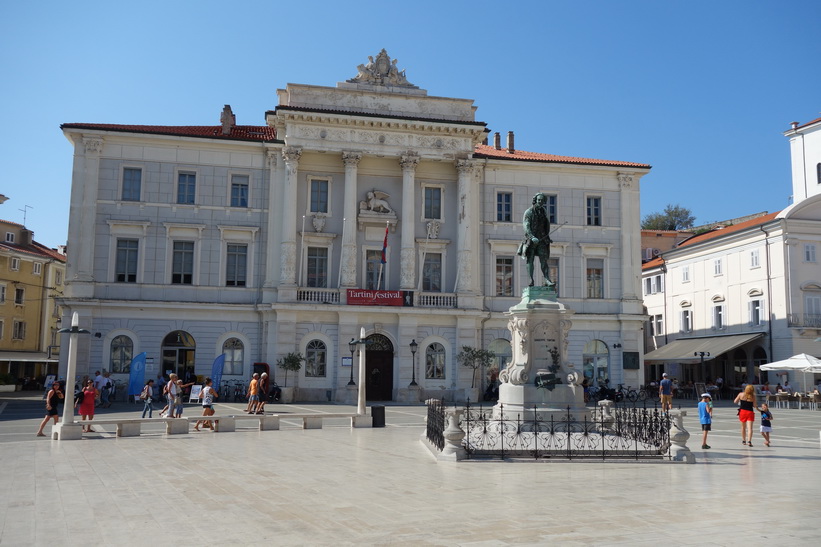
left=36, top=381, right=64, bottom=436
left=698, top=393, right=712, bottom=449
left=758, top=403, right=774, bottom=447
left=659, top=372, right=673, bottom=413
left=256, top=372, right=270, bottom=414
left=100, top=371, right=113, bottom=408
left=172, top=379, right=195, bottom=418
left=734, top=384, right=757, bottom=446
left=160, top=373, right=178, bottom=417
left=244, top=373, right=260, bottom=413
left=93, top=370, right=105, bottom=407
left=76, top=379, right=98, bottom=432
left=194, top=377, right=218, bottom=431
left=140, top=379, right=156, bottom=418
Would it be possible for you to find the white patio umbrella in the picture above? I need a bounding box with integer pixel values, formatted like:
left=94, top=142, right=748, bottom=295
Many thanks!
left=760, top=353, right=821, bottom=391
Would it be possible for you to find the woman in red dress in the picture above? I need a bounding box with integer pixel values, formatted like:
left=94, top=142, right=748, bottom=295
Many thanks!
left=76, top=379, right=98, bottom=432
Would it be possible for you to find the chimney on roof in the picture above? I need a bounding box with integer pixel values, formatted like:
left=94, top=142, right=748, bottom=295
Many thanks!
left=221, top=105, right=236, bottom=135
left=506, top=131, right=515, bottom=154
left=790, top=121, right=799, bottom=130
left=20, top=229, right=33, bottom=246
left=493, top=132, right=501, bottom=150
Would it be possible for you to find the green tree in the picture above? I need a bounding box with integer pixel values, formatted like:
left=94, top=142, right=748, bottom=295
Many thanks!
left=276, top=352, right=304, bottom=387
left=641, top=204, right=696, bottom=230
left=456, top=346, right=496, bottom=389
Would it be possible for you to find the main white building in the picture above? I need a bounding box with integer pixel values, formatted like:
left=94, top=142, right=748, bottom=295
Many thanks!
left=59, top=50, right=651, bottom=401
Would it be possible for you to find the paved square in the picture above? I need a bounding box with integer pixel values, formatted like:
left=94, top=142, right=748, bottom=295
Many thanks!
left=1, top=393, right=819, bottom=545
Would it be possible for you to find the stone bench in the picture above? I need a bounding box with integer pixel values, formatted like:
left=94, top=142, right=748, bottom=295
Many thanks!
left=68, top=417, right=185, bottom=437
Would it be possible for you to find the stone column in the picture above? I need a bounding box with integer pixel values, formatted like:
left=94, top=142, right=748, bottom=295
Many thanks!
left=263, top=150, right=279, bottom=289
left=399, top=152, right=419, bottom=289
left=340, top=152, right=362, bottom=287
left=66, top=136, right=103, bottom=292
left=618, top=173, right=641, bottom=305
left=279, top=146, right=301, bottom=286
left=455, top=159, right=476, bottom=295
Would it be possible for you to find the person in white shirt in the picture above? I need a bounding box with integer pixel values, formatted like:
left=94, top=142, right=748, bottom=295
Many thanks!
left=93, top=371, right=105, bottom=407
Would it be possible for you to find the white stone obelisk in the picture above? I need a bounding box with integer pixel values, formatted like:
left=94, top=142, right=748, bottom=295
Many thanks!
left=53, top=312, right=85, bottom=440
left=357, top=327, right=367, bottom=415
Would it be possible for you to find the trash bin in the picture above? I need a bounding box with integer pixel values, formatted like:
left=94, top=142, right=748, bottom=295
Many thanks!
left=371, top=404, right=385, bottom=428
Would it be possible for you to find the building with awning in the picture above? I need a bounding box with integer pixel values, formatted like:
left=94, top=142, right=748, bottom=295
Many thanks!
left=641, top=114, right=821, bottom=391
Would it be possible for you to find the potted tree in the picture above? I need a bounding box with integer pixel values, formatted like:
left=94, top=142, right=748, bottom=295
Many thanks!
left=0, top=373, right=16, bottom=393
left=456, top=346, right=495, bottom=403
left=276, top=352, right=304, bottom=403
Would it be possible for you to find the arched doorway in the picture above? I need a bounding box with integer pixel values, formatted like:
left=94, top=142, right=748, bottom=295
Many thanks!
left=365, top=334, right=394, bottom=401
left=583, top=340, right=609, bottom=387
left=162, top=331, right=196, bottom=381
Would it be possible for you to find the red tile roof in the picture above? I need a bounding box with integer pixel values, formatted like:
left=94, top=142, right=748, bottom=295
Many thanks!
left=641, top=212, right=781, bottom=271
left=0, top=241, right=66, bottom=262
left=60, top=123, right=278, bottom=142
left=473, top=144, right=650, bottom=168
left=792, top=116, right=821, bottom=131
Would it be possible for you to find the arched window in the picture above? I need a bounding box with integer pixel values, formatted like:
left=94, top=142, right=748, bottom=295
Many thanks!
left=110, top=335, right=133, bottom=373
left=488, top=339, right=512, bottom=373
left=425, top=342, right=446, bottom=379
left=582, top=340, right=609, bottom=387
left=222, top=338, right=244, bottom=375
left=305, top=340, right=327, bottom=377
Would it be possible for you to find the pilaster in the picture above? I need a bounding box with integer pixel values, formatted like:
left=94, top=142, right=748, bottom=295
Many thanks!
left=66, top=136, right=103, bottom=295
left=399, top=152, right=420, bottom=289
left=263, top=150, right=280, bottom=290
left=279, top=146, right=302, bottom=289
left=340, top=152, right=362, bottom=287
left=455, top=159, right=477, bottom=297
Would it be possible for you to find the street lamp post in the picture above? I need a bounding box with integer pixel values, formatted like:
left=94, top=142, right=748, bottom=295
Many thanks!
left=348, top=338, right=357, bottom=386
left=54, top=312, right=90, bottom=440
left=409, top=339, right=418, bottom=387
left=695, top=351, right=710, bottom=382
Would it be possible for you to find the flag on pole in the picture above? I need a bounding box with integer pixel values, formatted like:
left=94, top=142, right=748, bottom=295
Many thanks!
left=381, top=223, right=389, bottom=264
left=211, top=354, right=226, bottom=393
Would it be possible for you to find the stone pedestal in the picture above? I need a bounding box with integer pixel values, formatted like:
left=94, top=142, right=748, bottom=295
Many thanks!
left=52, top=422, right=83, bottom=440
left=494, top=286, right=587, bottom=420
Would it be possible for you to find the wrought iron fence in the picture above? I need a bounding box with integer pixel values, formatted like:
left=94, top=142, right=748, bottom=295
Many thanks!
left=426, top=399, right=671, bottom=461
left=426, top=398, right=446, bottom=451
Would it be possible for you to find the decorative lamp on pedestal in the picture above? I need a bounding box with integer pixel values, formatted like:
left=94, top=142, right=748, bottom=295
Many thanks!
left=348, top=338, right=357, bottom=386
left=409, top=339, right=418, bottom=387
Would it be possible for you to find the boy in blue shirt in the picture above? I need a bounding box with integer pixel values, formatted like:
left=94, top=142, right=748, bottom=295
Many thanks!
left=698, top=393, right=712, bottom=449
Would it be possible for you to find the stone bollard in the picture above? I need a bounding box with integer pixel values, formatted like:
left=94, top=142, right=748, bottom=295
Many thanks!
left=440, top=409, right=467, bottom=461
left=668, top=410, right=695, bottom=463
left=597, top=399, right=615, bottom=432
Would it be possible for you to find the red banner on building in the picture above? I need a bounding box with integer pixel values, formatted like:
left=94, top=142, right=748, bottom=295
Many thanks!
left=347, top=289, right=413, bottom=306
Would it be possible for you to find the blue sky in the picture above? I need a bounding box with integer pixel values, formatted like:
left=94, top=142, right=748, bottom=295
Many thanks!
left=2, top=0, right=820, bottom=248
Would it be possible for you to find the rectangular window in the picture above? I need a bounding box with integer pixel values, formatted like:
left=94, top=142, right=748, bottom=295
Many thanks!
left=496, top=192, right=512, bottom=222
left=422, top=253, right=442, bottom=292
left=310, top=179, right=329, bottom=213
left=586, top=197, right=601, bottom=226
left=714, top=258, right=723, bottom=275
left=10, top=257, right=19, bottom=271
left=644, top=278, right=652, bottom=295
left=14, top=288, right=24, bottom=305
left=805, top=244, right=817, bottom=263
left=586, top=258, right=604, bottom=298
left=0, top=320, right=3, bottom=340
left=713, top=305, right=724, bottom=329
left=749, top=300, right=763, bottom=326
left=5, top=232, right=14, bottom=243
left=805, top=295, right=821, bottom=316
left=654, top=315, right=664, bottom=336
left=750, top=249, right=760, bottom=268
left=0, top=284, right=5, bottom=303
left=122, top=167, right=142, bottom=201
left=306, top=247, right=328, bottom=288
left=230, top=174, right=249, bottom=208
left=115, top=239, right=138, bottom=283
left=12, top=321, right=25, bottom=340
left=177, top=172, right=196, bottom=204
left=33, top=262, right=42, bottom=275
left=424, top=187, right=441, bottom=219
left=547, top=257, right=559, bottom=292
left=171, top=241, right=194, bottom=284
left=56, top=270, right=62, bottom=285
left=226, top=244, right=248, bottom=287
left=680, top=310, right=692, bottom=333
left=546, top=194, right=557, bottom=224
left=365, top=250, right=382, bottom=290
left=495, top=256, right=514, bottom=296
left=682, top=265, right=690, bottom=283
